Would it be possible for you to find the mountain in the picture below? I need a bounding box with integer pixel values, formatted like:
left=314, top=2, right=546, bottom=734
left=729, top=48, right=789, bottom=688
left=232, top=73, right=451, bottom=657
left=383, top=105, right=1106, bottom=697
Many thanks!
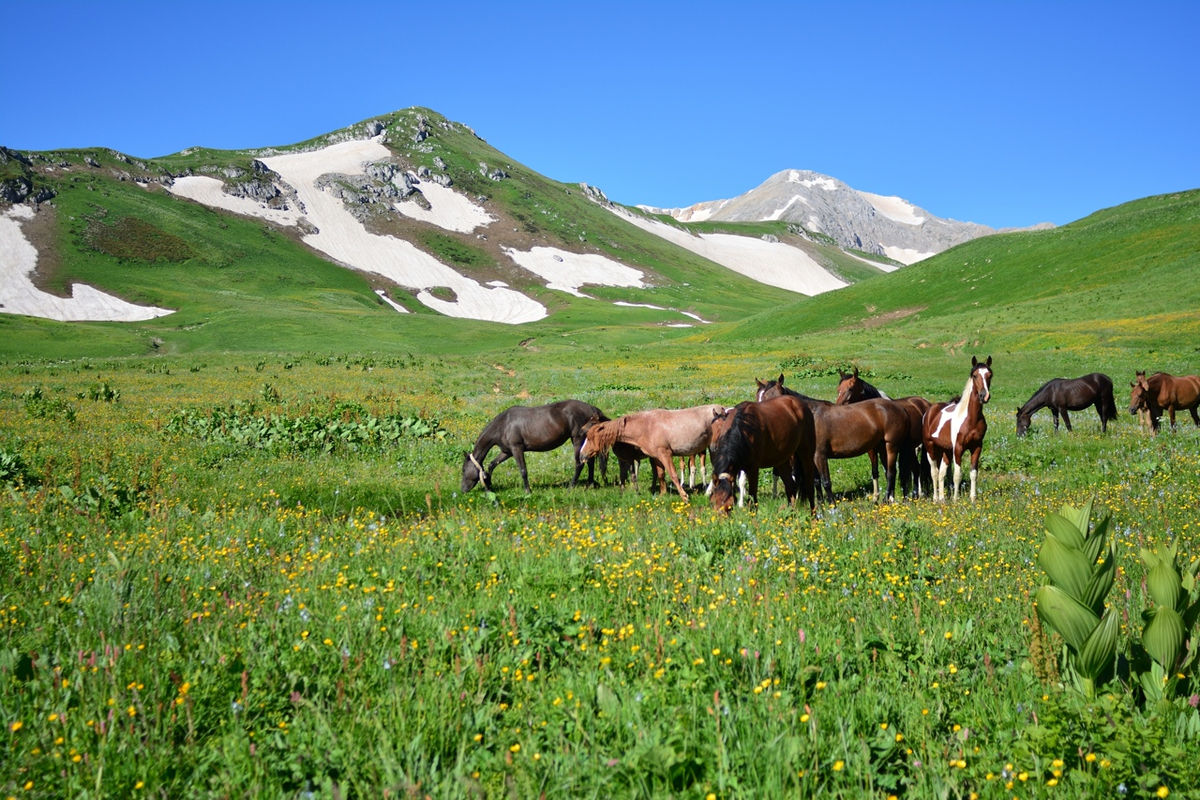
left=640, top=169, right=1053, bottom=265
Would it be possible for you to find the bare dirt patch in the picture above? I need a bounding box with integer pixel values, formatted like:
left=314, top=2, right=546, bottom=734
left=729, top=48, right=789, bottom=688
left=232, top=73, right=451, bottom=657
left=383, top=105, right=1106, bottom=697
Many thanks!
left=860, top=306, right=925, bottom=328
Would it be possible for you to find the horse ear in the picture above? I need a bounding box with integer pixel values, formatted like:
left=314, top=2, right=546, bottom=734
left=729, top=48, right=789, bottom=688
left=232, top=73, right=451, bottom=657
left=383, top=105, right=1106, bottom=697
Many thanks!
left=777, top=373, right=785, bottom=384
left=755, top=378, right=766, bottom=389
left=971, top=355, right=979, bottom=367
left=986, top=355, right=992, bottom=367
left=853, top=366, right=860, bottom=377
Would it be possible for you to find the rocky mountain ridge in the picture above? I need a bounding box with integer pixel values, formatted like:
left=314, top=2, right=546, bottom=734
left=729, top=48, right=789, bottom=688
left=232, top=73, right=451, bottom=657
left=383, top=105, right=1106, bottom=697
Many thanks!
left=640, top=169, right=1053, bottom=265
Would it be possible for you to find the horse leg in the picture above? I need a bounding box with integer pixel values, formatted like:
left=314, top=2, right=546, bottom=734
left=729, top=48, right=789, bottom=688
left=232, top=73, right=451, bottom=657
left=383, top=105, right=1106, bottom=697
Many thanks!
left=512, top=449, right=532, bottom=493
left=1169, top=408, right=1177, bottom=429
left=969, top=447, right=983, bottom=501
left=1095, top=402, right=1106, bottom=432
left=1060, top=408, right=1072, bottom=432
left=1051, top=408, right=1060, bottom=430
left=868, top=449, right=880, bottom=501
left=1190, top=406, right=1200, bottom=426
left=738, top=471, right=749, bottom=507
left=951, top=457, right=962, bottom=502
left=884, top=444, right=899, bottom=503
left=485, top=451, right=512, bottom=489
left=569, top=441, right=588, bottom=487
left=747, top=469, right=760, bottom=505
left=654, top=450, right=689, bottom=500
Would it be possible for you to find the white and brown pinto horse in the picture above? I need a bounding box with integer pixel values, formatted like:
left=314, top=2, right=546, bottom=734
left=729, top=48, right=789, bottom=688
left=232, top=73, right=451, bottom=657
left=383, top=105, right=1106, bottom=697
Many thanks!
left=580, top=404, right=725, bottom=500
left=922, top=356, right=992, bottom=502
left=1129, top=370, right=1200, bottom=432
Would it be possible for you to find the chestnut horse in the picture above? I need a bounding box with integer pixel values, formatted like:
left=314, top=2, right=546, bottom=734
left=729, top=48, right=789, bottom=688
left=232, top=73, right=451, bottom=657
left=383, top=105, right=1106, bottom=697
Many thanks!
left=1129, top=371, right=1200, bottom=432
left=708, top=396, right=816, bottom=513
left=1015, top=372, right=1117, bottom=435
left=756, top=375, right=912, bottom=502
left=835, top=369, right=931, bottom=498
left=579, top=404, right=725, bottom=500
left=462, top=400, right=607, bottom=493
left=922, top=356, right=992, bottom=502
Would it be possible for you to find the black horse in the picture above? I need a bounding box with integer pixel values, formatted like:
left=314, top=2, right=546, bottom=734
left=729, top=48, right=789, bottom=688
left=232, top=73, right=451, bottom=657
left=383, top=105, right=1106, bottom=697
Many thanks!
left=1015, top=372, right=1117, bottom=436
left=462, top=400, right=607, bottom=493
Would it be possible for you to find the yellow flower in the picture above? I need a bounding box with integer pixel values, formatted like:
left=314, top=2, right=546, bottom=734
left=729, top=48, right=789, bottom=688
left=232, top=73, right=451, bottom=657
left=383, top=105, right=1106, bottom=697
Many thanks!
left=9, top=721, right=22, bottom=732
left=509, top=743, right=521, bottom=753
left=833, top=760, right=844, bottom=771
left=1156, top=787, right=1169, bottom=798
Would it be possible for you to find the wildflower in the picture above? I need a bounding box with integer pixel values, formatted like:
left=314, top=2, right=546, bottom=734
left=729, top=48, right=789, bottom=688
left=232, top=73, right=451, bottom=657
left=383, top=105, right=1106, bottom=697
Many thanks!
left=1157, top=787, right=1169, bottom=798
left=10, top=721, right=23, bottom=732
left=833, top=760, right=844, bottom=772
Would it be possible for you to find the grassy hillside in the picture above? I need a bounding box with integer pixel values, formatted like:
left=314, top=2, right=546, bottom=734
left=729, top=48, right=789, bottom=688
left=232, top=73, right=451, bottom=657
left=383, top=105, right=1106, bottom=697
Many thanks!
left=2, top=180, right=1199, bottom=796
left=1, top=109, right=800, bottom=358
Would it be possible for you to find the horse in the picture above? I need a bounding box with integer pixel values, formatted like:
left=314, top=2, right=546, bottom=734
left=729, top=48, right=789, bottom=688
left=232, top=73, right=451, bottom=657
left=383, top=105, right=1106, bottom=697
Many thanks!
left=834, top=367, right=890, bottom=403
left=579, top=404, right=725, bottom=500
left=756, top=375, right=913, bottom=502
left=1015, top=373, right=1117, bottom=435
left=461, top=399, right=606, bottom=493
left=922, top=356, right=992, bottom=502
left=708, top=396, right=816, bottom=513
left=1129, top=371, right=1200, bottom=432
left=835, top=369, right=931, bottom=498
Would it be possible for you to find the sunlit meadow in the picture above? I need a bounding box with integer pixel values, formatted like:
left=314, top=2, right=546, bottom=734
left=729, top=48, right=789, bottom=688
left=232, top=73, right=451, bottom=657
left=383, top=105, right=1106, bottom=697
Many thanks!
left=2, top=351, right=1198, bottom=799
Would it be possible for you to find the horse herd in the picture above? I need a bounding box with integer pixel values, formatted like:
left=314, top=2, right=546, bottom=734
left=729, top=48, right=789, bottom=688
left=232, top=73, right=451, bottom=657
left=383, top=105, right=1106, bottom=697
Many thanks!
left=460, top=359, right=1200, bottom=514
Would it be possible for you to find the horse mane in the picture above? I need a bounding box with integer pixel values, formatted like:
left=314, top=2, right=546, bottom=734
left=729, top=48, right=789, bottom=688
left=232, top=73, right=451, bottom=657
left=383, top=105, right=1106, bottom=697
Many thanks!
left=584, top=418, right=623, bottom=455
left=710, top=403, right=757, bottom=472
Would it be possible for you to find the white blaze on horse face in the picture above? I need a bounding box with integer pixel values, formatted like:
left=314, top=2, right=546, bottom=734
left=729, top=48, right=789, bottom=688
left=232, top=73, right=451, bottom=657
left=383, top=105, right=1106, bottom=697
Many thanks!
left=977, top=367, right=992, bottom=404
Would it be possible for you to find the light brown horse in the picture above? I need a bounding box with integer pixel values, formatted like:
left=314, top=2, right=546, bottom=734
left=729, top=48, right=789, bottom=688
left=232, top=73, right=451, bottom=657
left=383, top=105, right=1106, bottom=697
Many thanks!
left=708, top=396, right=816, bottom=513
left=835, top=369, right=931, bottom=498
left=580, top=404, right=725, bottom=500
left=1129, top=371, right=1200, bottom=432
left=756, top=375, right=912, bottom=502
left=922, top=356, right=992, bottom=502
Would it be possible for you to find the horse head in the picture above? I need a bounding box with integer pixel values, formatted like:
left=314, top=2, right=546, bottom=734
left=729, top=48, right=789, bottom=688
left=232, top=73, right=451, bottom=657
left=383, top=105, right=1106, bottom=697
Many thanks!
left=461, top=451, right=490, bottom=493
left=835, top=369, right=861, bottom=405
left=1129, top=372, right=1151, bottom=415
left=970, top=356, right=993, bottom=404
left=579, top=418, right=620, bottom=461
left=1015, top=407, right=1031, bottom=436
left=755, top=374, right=785, bottom=402
left=709, top=471, right=738, bottom=514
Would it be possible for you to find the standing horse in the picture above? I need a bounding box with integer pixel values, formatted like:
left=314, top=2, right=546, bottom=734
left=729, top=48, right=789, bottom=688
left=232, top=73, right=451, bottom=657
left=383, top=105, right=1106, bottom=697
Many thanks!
left=461, top=399, right=606, bottom=493
left=835, top=370, right=931, bottom=498
left=922, top=356, right=992, bottom=502
left=579, top=404, right=725, bottom=500
left=1129, top=371, right=1200, bottom=432
left=708, top=396, right=816, bottom=513
left=756, top=375, right=912, bottom=502
left=1015, top=373, right=1117, bottom=435
left=834, top=368, right=890, bottom=403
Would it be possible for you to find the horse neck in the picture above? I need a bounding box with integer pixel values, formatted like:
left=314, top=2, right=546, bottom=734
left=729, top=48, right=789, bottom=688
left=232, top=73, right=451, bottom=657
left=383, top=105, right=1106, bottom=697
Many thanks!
left=958, top=374, right=984, bottom=421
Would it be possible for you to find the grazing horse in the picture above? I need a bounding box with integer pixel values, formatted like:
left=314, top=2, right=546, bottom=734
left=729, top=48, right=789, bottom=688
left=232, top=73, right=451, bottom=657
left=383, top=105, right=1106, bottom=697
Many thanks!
left=756, top=375, right=912, bottom=502
left=461, top=399, right=606, bottom=493
left=579, top=404, right=725, bottom=500
left=1129, top=371, right=1200, bottom=432
left=922, top=356, right=992, bottom=502
left=708, top=396, right=816, bottom=513
left=1015, top=373, right=1117, bottom=435
left=834, top=370, right=931, bottom=498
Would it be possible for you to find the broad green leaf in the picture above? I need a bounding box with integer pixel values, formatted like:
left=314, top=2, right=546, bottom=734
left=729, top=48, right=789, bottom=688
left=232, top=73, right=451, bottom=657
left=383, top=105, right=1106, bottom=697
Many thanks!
left=1082, top=514, right=1111, bottom=566
left=1082, top=547, right=1116, bottom=615
left=1144, top=608, right=1185, bottom=670
left=1076, top=609, right=1118, bottom=683
left=1147, top=560, right=1182, bottom=610
left=1038, top=536, right=1090, bottom=600
left=1035, top=585, right=1101, bottom=653
left=1058, top=500, right=1093, bottom=538
left=1045, top=512, right=1086, bottom=552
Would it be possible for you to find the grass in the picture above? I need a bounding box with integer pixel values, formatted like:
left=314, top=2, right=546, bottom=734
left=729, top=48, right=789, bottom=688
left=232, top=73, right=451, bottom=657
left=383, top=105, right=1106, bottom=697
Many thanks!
left=1, top=345, right=1199, bottom=798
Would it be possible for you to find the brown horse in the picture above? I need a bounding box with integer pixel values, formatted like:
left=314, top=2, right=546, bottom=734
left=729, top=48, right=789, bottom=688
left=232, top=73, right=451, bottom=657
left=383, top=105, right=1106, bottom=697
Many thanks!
left=1129, top=371, right=1200, bottom=432
left=922, top=356, right=992, bottom=502
left=756, top=375, right=912, bottom=502
left=708, top=396, right=816, bottom=513
left=462, top=400, right=607, bottom=493
left=835, top=369, right=931, bottom=498
left=579, top=404, right=725, bottom=500
left=1015, top=372, right=1117, bottom=435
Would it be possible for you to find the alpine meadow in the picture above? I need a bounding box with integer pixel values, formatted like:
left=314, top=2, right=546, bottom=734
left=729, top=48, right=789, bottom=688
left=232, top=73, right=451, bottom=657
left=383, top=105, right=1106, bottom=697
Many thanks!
left=2, top=109, right=1200, bottom=799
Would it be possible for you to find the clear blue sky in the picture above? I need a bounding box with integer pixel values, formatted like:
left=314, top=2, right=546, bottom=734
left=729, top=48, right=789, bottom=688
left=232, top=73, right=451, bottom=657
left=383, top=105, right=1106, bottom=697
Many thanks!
left=4, top=0, right=1197, bottom=229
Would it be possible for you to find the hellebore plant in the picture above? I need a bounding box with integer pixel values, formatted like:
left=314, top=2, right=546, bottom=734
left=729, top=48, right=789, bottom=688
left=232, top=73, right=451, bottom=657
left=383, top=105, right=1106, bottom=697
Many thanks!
left=1135, top=542, right=1200, bottom=702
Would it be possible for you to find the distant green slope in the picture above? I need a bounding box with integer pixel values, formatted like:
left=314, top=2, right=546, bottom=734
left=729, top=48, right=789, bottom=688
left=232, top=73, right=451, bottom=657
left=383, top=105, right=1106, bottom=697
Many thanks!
left=723, top=190, right=1200, bottom=352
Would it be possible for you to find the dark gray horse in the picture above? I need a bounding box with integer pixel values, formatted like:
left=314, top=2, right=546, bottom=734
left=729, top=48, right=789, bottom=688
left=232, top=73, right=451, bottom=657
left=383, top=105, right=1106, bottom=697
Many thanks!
left=1016, top=373, right=1117, bottom=435
left=461, top=400, right=607, bottom=493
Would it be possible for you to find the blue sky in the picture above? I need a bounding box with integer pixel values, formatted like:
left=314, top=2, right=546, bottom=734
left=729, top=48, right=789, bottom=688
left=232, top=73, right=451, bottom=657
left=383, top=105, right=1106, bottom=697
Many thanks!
left=4, top=0, right=1197, bottom=228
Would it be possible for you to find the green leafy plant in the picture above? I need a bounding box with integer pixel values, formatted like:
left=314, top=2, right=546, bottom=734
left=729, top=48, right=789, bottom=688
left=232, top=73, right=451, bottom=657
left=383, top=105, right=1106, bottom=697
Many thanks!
left=1135, top=542, right=1200, bottom=701
left=1034, top=500, right=1118, bottom=697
